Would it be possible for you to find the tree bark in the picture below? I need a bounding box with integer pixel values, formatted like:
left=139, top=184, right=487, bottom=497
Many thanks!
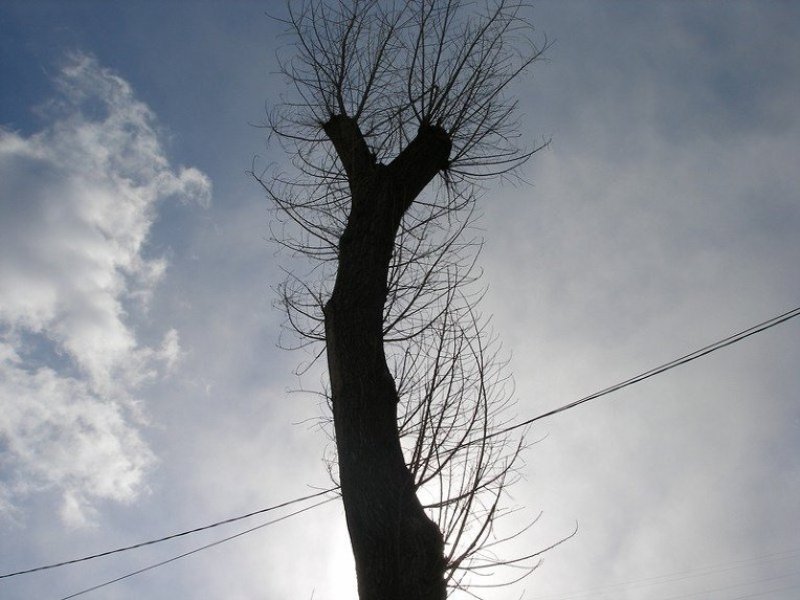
left=323, top=116, right=451, bottom=600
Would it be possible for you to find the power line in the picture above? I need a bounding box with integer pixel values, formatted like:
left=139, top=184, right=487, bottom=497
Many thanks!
left=4, top=304, right=798, bottom=585
left=526, top=547, right=800, bottom=600
left=486, top=305, right=800, bottom=441
left=0, top=488, right=336, bottom=580
left=648, top=570, right=800, bottom=600
left=56, top=497, right=337, bottom=600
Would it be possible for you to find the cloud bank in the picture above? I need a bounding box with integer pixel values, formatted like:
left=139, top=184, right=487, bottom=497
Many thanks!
left=0, top=53, right=211, bottom=525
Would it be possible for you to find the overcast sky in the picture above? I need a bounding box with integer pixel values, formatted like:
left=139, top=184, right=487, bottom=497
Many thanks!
left=1, top=2, right=799, bottom=599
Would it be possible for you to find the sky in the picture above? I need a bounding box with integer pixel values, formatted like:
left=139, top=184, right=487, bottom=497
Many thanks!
left=1, top=1, right=799, bottom=599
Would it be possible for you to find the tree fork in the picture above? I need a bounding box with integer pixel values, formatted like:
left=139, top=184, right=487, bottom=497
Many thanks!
left=323, top=114, right=452, bottom=600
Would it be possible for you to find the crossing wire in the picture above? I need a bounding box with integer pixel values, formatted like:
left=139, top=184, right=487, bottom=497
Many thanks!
left=2, top=304, right=798, bottom=588
left=485, top=305, right=800, bottom=441
left=525, top=547, right=800, bottom=599
left=0, top=488, right=336, bottom=580
left=56, top=497, right=337, bottom=600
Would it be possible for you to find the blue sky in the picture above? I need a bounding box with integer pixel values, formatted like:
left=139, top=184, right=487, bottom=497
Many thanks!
left=2, top=2, right=799, bottom=599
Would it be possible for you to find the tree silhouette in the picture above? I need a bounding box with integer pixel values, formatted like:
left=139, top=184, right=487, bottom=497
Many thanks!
left=256, top=1, right=567, bottom=599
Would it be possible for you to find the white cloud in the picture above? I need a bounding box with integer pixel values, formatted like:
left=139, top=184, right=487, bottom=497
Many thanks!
left=0, top=52, right=211, bottom=525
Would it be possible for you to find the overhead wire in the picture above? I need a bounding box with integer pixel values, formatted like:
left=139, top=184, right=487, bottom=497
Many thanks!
left=525, top=547, right=800, bottom=600
left=726, top=582, right=800, bottom=600
left=484, top=305, right=800, bottom=441
left=2, top=304, right=798, bottom=593
left=646, top=570, right=800, bottom=600
left=0, top=488, right=336, bottom=580
left=55, top=496, right=337, bottom=600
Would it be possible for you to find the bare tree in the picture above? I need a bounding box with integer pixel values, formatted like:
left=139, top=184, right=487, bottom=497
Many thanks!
left=256, top=1, right=567, bottom=599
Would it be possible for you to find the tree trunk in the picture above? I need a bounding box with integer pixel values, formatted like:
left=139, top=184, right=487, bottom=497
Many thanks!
left=323, top=117, right=451, bottom=600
